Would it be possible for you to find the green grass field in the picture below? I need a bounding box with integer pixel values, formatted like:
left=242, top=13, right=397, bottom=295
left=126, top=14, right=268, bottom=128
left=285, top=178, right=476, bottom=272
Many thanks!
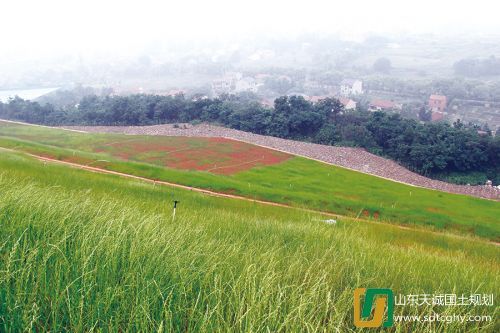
left=0, top=150, right=498, bottom=332
left=0, top=121, right=498, bottom=241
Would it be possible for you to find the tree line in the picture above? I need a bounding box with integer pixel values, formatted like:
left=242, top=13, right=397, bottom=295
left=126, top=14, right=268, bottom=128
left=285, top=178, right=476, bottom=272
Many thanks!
left=0, top=94, right=498, bottom=184
left=366, top=77, right=500, bottom=102
left=454, top=56, right=500, bottom=77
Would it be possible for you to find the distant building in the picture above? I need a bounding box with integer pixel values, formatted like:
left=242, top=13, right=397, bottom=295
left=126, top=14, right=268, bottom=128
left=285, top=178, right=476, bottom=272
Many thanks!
left=260, top=98, right=274, bottom=107
left=306, top=96, right=356, bottom=110
left=477, top=130, right=488, bottom=136
left=338, top=97, right=357, bottom=110
left=211, top=72, right=243, bottom=96
left=369, top=99, right=402, bottom=112
left=235, top=77, right=260, bottom=93
left=431, top=111, right=445, bottom=122
left=304, top=79, right=335, bottom=92
left=287, top=92, right=309, bottom=99
left=307, top=95, right=326, bottom=103
left=191, top=94, right=209, bottom=101
left=211, top=78, right=233, bottom=96
left=164, top=89, right=186, bottom=96
left=429, top=94, right=447, bottom=112
left=340, top=79, right=363, bottom=96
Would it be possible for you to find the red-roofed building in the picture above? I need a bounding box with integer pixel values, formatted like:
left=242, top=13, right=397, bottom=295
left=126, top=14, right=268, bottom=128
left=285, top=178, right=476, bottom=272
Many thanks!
left=338, top=97, right=357, bottom=110
left=431, top=111, right=445, bottom=122
left=260, top=98, right=274, bottom=107
left=307, top=96, right=357, bottom=110
left=307, top=95, right=327, bottom=103
left=369, top=99, right=402, bottom=112
left=429, top=94, right=447, bottom=112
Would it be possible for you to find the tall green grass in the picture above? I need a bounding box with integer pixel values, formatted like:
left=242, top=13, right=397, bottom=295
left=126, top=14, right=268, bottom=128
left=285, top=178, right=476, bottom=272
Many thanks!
left=0, top=152, right=498, bottom=332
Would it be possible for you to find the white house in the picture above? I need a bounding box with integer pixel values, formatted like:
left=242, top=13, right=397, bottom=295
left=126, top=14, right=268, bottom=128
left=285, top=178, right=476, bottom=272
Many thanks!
left=235, top=77, right=260, bottom=93
left=211, top=72, right=243, bottom=96
left=211, top=78, right=232, bottom=96
left=340, top=79, right=363, bottom=96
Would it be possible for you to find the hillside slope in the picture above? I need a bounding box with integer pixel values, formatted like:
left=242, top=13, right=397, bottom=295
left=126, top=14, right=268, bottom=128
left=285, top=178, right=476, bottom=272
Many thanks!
left=1, top=120, right=499, bottom=240
left=0, top=151, right=498, bottom=332
left=64, top=123, right=500, bottom=200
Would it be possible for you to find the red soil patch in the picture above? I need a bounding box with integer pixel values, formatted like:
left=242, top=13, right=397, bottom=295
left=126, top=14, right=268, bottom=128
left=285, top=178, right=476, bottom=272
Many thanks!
left=28, top=150, right=95, bottom=166
left=93, top=137, right=291, bottom=175
left=426, top=207, right=445, bottom=213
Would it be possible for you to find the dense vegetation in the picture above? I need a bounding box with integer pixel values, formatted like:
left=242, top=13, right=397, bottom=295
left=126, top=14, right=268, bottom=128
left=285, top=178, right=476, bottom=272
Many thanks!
left=1, top=121, right=499, bottom=240
left=366, top=77, right=500, bottom=102
left=0, top=94, right=498, bottom=184
left=454, top=56, right=500, bottom=77
left=0, top=151, right=498, bottom=332
left=372, top=57, right=392, bottom=73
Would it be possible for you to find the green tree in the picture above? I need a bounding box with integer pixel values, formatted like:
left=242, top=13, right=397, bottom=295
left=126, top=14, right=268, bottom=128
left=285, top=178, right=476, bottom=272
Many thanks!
left=373, top=57, right=392, bottom=73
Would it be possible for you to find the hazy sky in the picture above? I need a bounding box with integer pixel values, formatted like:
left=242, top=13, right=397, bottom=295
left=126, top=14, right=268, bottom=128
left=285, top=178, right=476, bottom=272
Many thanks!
left=1, top=0, right=500, bottom=58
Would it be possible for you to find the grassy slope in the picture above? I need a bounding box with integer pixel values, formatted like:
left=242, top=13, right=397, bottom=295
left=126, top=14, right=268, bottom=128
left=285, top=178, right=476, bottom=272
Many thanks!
left=0, top=151, right=498, bottom=332
left=0, top=121, right=498, bottom=241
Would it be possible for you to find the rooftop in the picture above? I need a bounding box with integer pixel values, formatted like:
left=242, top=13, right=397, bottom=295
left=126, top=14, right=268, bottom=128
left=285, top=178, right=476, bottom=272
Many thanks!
left=370, top=99, right=398, bottom=109
left=341, top=79, right=360, bottom=86
left=430, top=94, right=447, bottom=101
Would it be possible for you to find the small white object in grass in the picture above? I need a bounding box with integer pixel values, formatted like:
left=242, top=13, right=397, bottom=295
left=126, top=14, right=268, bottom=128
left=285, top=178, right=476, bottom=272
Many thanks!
left=323, top=219, right=337, bottom=225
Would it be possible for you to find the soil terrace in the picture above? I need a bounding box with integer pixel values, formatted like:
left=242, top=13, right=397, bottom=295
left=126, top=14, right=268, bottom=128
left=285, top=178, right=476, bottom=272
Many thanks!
left=64, top=123, right=500, bottom=200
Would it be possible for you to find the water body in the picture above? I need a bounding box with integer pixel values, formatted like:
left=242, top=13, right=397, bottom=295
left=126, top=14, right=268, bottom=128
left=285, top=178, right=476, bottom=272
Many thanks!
left=0, top=87, right=60, bottom=103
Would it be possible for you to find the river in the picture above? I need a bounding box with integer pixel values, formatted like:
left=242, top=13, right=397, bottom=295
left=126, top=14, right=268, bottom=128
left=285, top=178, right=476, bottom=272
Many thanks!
left=0, top=87, right=60, bottom=103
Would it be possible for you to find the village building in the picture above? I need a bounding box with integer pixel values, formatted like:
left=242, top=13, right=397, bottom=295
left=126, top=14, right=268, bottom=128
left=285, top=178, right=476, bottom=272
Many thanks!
left=211, top=72, right=243, bottom=96
left=431, top=111, right=445, bottom=122
left=477, top=130, right=489, bottom=136
left=235, top=77, right=260, bottom=93
left=307, top=96, right=357, bottom=110
left=307, top=95, right=328, bottom=103
left=260, top=98, right=274, bottom=108
left=211, top=78, right=233, bottom=96
left=338, top=97, right=357, bottom=110
left=368, top=99, right=402, bottom=112
left=429, top=94, right=447, bottom=112
left=163, top=89, right=186, bottom=96
left=340, top=79, right=363, bottom=96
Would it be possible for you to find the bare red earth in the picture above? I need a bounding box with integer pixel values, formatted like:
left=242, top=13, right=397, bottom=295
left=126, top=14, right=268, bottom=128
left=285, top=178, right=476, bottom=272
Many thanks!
left=95, top=136, right=290, bottom=174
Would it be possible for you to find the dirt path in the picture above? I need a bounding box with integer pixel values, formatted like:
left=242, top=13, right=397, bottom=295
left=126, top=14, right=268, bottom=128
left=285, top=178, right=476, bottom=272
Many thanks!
left=1, top=146, right=497, bottom=246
